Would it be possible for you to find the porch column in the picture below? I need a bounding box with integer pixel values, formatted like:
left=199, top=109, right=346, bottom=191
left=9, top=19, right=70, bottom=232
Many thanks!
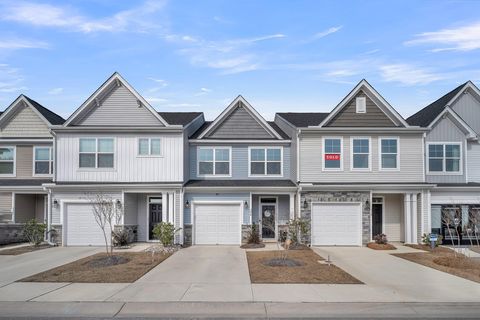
left=404, top=193, right=412, bottom=243
left=426, top=190, right=432, bottom=233
left=289, top=193, right=295, bottom=220
left=411, top=193, right=418, bottom=244
left=161, top=192, right=167, bottom=222
left=168, top=192, right=174, bottom=224
left=179, top=191, right=184, bottom=245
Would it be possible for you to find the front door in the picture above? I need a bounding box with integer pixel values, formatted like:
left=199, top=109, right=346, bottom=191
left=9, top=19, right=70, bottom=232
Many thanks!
left=372, top=197, right=383, bottom=238
left=149, top=197, right=163, bottom=240
left=261, top=204, right=276, bottom=239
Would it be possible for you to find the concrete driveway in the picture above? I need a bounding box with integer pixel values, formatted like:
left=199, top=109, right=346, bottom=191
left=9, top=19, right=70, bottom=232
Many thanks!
left=108, top=246, right=252, bottom=302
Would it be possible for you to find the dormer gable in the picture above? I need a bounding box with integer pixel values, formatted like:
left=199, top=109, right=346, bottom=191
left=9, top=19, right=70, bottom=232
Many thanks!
left=64, top=72, right=168, bottom=127
left=197, top=96, right=283, bottom=140
left=320, top=79, right=408, bottom=128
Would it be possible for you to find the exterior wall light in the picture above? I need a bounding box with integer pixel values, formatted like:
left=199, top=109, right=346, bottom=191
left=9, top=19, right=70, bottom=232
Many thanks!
left=185, top=200, right=190, bottom=209
left=53, top=199, right=59, bottom=208
left=244, top=201, right=249, bottom=209
left=303, top=199, right=308, bottom=209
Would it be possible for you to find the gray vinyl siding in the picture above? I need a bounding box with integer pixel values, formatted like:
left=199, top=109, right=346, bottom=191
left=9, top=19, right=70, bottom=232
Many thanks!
left=206, top=103, right=274, bottom=139
left=183, top=115, right=205, bottom=182
left=0, top=192, right=12, bottom=222
left=326, top=91, right=397, bottom=127
left=299, top=133, right=423, bottom=182
left=425, top=116, right=466, bottom=184
left=190, top=144, right=291, bottom=180
left=451, top=91, right=480, bottom=134
left=73, top=84, right=164, bottom=126
left=467, top=141, right=480, bottom=182
left=0, top=104, right=51, bottom=138
left=274, top=115, right=298, bottom=182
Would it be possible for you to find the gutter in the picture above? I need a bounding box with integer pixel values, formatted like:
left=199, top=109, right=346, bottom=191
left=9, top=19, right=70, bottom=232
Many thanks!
left=299, top=127, right=428, bottom=133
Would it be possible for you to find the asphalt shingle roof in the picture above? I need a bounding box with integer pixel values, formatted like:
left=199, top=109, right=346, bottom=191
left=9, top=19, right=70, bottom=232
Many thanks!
left=406, top=82, right=467, bottom=127
left=157, top=112, right=202, bottom=126
left=189, top=121, right=289, bottom=140
left=276, top=112, right=330, bottom=128
left=0, top=179, right=52, bottom=186
left=24, top=96, right=65, bottom=125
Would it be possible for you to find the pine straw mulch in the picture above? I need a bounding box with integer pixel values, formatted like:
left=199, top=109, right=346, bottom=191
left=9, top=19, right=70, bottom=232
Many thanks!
left=367, top=242, right=397, bottom=250
left=247, top=248, right=362, bottom=284
left=393, top=245, right=480, bottom=283
left=0, top=244, right=53, bottom=256
left=19, top=252, right=172, bottom=283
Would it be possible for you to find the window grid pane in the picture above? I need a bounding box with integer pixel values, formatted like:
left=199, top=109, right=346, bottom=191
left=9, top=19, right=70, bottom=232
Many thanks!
left=139, top=139, right=149, bottom=155
left=150, top=139, right=161, bottom=155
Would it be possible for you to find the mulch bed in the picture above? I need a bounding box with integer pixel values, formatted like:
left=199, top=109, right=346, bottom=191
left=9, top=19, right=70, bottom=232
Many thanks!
left=0, top=244, right=53, bottom=256
left=393, top=247, right=480, bottom=283
left=19, top=252, right=172, bottom=283
left=247, top=248, right=362, bottom=284
left=240, top=243, right=266, bottom=249
left=367, top=242, right=397, bottom=250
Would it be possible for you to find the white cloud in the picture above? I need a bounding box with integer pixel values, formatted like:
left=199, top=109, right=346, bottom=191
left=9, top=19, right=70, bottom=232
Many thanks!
left=145, top=97, right=168, bottom=103
left=0, top=64, right=27, bottom=93
left=0, top=38, right=48, bottom=50
left=147, top=77, right=168, bottom=86
left=48, top=87, right=63, bottom=95
left=312, top=26, right=343, bottom=40
left=379, top=64, right=444, bottom=86
left=405, top=21, right=480, bottom=52
left=195, top=87, right=212, bottom=96
left=0, top=1, right=166, bottom=33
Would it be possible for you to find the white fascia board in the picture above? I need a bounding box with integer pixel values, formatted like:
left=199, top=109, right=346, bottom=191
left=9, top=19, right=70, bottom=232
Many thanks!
left=51, top=126, right=183, bottom=133
left=299, top=127, right=427, bottom=133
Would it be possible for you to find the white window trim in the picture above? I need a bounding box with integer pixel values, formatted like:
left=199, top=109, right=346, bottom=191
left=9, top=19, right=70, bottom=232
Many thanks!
left=350, top=136, right=371, bottom=171
left=322, top=137, right=343, bottom=171
left=0, top=146, right=16, bottom=177
left=78, top=137, right=116, bottom=170
left=32, top=146, right=53, bottom=177
left=197, top=146, right=232, bottom=177
left=426, top=142, right=463, bottom=175
left=379, top=137, right=400, bottom=171
left=137, top=137, right=163, bottom=157
left=248, top=146, right=283, bottom=177
left=356, top=97, right=366, bottom=113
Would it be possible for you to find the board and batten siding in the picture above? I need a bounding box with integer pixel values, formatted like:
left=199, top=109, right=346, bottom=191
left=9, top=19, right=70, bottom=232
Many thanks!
left=56, top=133, right=183, bottom=182
left=299, top=133, right=423, bottom=182
left=189, top=144, right=291, bottom=180
left=73, top=84, right=164, bottom=126
left=451, top=91, right=480, bottom=134
left=206, top=103, right=274, bottom=139
left=467, top=142, right=480, bottom=183
left=425, top=116, right=467, bottom=184
left=325, top=91, right=397, bottom=127
left=0, top=104, right=51, bottom=137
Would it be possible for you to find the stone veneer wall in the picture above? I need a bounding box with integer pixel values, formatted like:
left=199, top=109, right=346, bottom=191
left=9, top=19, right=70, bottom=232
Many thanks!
left=300, top=191, right=371, bottom=245
left=50, top=224, right=62, bottom=246
left=0, top=224, right=25, bottom=245
left=183, top=224, right=192, bottom=246
left=114, top=225, right=138, bottom=243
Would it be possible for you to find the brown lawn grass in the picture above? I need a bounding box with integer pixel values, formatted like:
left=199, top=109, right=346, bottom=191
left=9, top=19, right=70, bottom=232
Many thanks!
left=367, top=242, right=397, bottom=250
left=0, top=244, right=53, bottom=256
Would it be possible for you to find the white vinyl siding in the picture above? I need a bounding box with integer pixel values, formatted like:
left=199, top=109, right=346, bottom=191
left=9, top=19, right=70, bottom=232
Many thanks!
left=0, top=146, right=15, bottom=176
left=249, top=147, right=283, bottom=176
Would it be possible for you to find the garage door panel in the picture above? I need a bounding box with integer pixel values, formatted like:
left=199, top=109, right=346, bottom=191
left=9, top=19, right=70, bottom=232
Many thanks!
left=66, top=203, right=111, bottom=246
left=194, top=203, right=241, bottom=245
left=311, top=203, right=362, bottom=246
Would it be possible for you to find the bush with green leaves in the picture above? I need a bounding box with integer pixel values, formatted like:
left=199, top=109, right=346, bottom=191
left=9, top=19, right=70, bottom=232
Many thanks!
left=23, top=219, right=46, bottom=246
left=152, top=222, right=181, bottom=246
left=245, top=223, right=261, bottom=244
left=421, top=233, right=443, bottom=247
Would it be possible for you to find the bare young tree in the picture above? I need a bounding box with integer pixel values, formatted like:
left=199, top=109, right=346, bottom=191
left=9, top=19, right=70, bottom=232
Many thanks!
left=87, top=193, right=123, bottom=254
left=441, top=208, right=460, bottom=257
left=469, top=207, right=480, bottom=247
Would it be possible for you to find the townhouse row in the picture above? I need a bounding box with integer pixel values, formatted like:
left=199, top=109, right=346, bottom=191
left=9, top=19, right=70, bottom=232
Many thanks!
left=1, top=73, right=479, bottom=246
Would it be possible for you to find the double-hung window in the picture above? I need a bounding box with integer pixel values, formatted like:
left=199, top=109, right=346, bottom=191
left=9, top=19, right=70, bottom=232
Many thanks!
left=352, top=138, right=370, bottom=170
left=0, top=147, right=15, bottom=175
left=323, top=138, right=342, bottom=170
left=138, top=138, right=161, bottom=156
left=428, top=143, right=461, bottom=173
left=249, top=147, right=282, bottom=176
left=198, top=147, right=230, bottom=176
left=34, top=147, right=53, bottom=175
left=79, top=138, right=114, bottom=169
left=380, top=138, right=399, bottom=170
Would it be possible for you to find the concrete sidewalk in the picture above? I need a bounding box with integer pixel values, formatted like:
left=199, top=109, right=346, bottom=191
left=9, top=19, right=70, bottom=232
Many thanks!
left=1, top=301, right=480, bottom=319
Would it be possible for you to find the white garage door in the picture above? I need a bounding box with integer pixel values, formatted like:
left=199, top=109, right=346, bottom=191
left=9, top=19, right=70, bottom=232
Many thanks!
left=311, top=203, right=362, bottom=246
left=194, top=203, right=241, bottom=245
left=65, top=203, right=111, bottom=246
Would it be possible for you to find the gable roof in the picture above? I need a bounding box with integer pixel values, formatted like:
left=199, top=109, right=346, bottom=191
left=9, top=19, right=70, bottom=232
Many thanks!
left=157, top=112, right=202, bottom=126
left=319, top=79, right=409, bottom=128
left=196, top=95, right=283, bottom=140
left=276, top=112, right=330, bottom=128
left=64, top=72, right=169, bottom=127
left=0, top=94, right=65, bottom=127
left=407, top=82, right=470, bottom=127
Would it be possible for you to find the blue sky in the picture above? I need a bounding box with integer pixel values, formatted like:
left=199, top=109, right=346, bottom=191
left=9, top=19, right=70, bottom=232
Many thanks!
left=1, top=0, right=480, bottom=120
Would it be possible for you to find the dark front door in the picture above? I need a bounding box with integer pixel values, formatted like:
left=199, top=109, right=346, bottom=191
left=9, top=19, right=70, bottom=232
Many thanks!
left=372, top=203, right=383, bottom=238
left=149, top=200, right=163, bottom=240
left=261, top=204, right=276, bottom=239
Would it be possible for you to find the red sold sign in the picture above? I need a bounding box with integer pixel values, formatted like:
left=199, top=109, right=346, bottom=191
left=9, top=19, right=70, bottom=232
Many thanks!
left=325, top=154, right=340, bottom=161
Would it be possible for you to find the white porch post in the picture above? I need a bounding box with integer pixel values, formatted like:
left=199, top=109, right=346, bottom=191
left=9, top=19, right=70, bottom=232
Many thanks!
left=404, top=193, right=411, bottom=243
left=179, top=190, right=184, bottom=245
left=168, top=192, right=174, bottom=224
left=289, top=193, right=295, bottom=220
left=161, top=192, right=167, bottom=222
left=426, top=190, right=432, bottom=233
left=411, top=193, right=418, bottom=244
left=249, top=193, right=253, bottom=224
left=46, top=191, right=52, bottom=242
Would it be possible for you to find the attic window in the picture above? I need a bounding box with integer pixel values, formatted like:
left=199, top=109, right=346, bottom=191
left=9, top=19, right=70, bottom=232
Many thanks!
left=356, top=97, right=366, bottom=113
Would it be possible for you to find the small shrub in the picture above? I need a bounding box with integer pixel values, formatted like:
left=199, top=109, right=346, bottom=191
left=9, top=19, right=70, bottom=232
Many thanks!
left=23, top=219, right=47, bottom=246
left=246, top=223, right=261, bottom=244
left=421, top=233, right=443, bottom=247
left=373, top=233, right=388, bottom=245
left=152, top=222, right=181, bottom=247
left=112, top=229, right=129, bottom=247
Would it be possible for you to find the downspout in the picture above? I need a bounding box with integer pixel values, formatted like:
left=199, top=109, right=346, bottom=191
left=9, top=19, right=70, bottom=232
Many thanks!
left=296, top=129, right=301, bottom=218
